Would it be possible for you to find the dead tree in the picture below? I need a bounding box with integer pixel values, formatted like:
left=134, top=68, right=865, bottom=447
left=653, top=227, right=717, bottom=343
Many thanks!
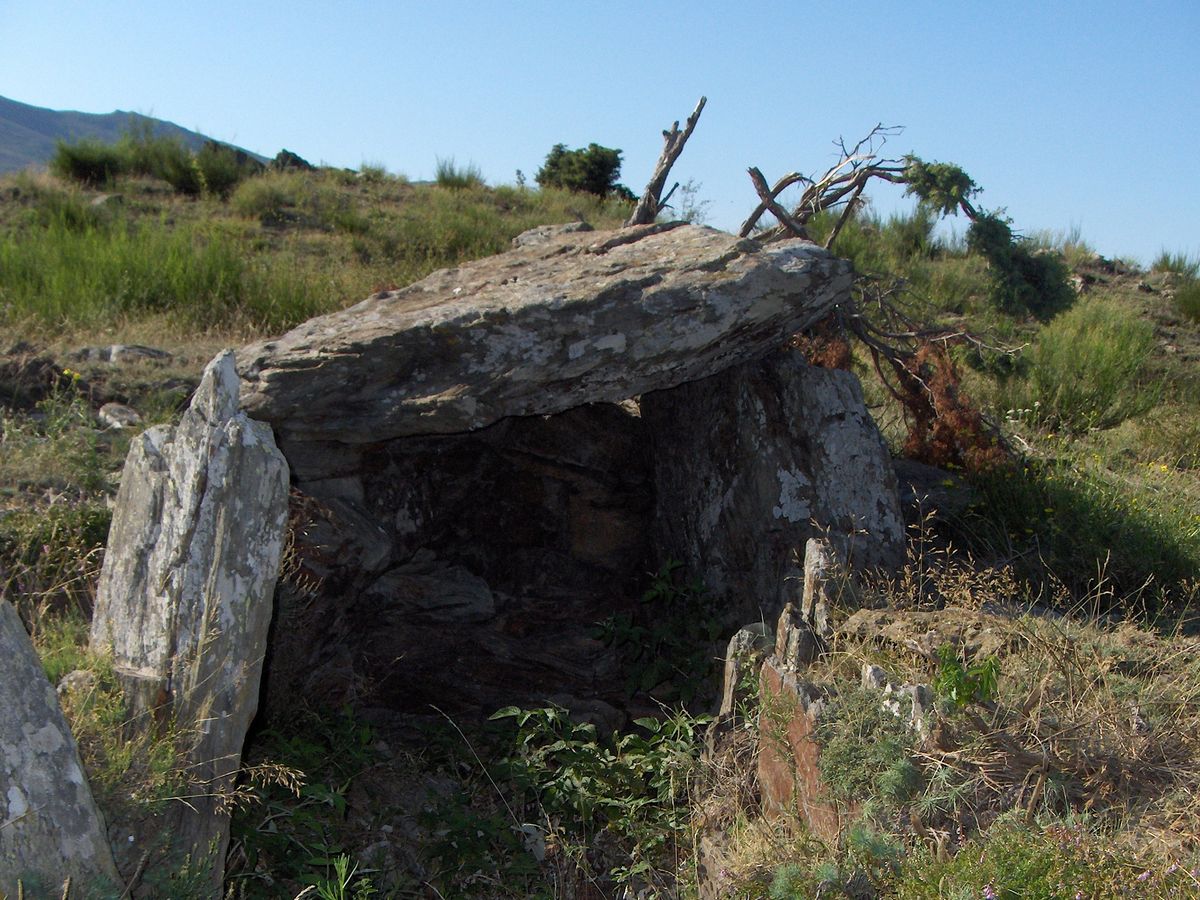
left=739, top=125, right=908, bottom=248
left=626, top=96, right=707, bottom=226
left=741, top=125, right=1015, bottom=471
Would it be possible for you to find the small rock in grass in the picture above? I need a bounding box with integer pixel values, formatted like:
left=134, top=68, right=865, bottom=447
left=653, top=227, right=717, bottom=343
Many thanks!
left=98, top=402, right=142, bottom=429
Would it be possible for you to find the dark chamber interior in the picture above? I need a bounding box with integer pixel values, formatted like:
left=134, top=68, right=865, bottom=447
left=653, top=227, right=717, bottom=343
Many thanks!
left=264, top=401, right=658, bottom=727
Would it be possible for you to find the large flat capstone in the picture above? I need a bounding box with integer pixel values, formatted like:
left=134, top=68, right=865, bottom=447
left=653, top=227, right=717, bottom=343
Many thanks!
left=236, top=224, right=854, bottom=442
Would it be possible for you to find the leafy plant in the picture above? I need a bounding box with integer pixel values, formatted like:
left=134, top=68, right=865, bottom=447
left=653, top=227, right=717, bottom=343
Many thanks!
left=967, top=211, right=1076, bottom=318
left=596, top=560, right=724, bottom=704
left=306, top=853, right=378, bottom=900
left=50, top=138, right=126, bottom=187
left=1174, top=278, right=1200, bottom=323
left=932, top=644, right=999, bottom=708
left=486, top=703, right=710, bottom=893
left=1150, top=250, right=1200, bottom=279
left=902, top=156, right=979, bottom=217
left=228, top=707, right=380, bottom=898
left=535, top=142, right=632, bottom=198
left=812, top=684, right=921, bottom=807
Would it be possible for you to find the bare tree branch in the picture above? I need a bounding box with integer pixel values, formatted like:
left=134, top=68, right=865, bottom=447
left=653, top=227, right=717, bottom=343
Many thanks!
left=626, top=96, right=707, bottom=226
left=741, top=124, right=909, bottom=243
left=747, top=167, right=808, bottom=239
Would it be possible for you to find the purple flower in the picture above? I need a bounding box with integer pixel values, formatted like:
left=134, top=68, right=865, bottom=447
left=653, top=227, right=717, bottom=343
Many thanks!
left=1137, top=870, right=1151, bottom=882
left=984, top=885, right=997, bottom=900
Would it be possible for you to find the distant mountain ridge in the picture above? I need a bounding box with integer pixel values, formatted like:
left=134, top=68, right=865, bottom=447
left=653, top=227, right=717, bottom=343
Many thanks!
left=0, top=94, right=263, bottom=174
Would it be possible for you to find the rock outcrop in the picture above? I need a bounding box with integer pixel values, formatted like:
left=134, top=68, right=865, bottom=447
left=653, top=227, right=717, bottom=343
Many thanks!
left=1, top=600, right=121, bottom=895
left=235, top=224, right=903, bottom=725
left=90, top=351, right=289, bottom=888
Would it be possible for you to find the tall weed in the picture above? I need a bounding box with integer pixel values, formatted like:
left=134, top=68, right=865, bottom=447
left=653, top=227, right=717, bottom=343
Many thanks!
left=1151, top=250, right=1200, bottom=279
left=1015, top=297, right=1157, bottom=433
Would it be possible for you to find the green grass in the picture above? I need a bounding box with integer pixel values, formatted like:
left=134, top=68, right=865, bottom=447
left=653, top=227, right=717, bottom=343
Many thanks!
left=0, top=168, right=631, bottom=339
left=1151, top=249, right=1200, bottom=279
left=435, top=155, right=485, bottom=189
left=1175, top=278, right=1200, bottom=323
left=1012, top=296, right=1158, bottom=433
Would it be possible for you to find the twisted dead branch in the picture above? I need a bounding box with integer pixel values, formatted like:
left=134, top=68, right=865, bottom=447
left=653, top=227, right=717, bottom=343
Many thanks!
left=739, top=124, right=907, bottom=245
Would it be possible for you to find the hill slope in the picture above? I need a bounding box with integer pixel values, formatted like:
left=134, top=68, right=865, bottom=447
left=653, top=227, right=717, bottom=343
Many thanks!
left=0, top=94, right=259, bottom=173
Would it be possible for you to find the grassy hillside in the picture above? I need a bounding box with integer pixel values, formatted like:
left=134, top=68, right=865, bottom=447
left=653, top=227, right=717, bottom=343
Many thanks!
left=0, top=93, right=233, bottom=174
left=2, top=148, right=1199, bottom=898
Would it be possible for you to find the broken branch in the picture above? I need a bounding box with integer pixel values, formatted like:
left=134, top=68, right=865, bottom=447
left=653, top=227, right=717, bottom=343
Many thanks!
left=626, top=96, right=707, bottom=226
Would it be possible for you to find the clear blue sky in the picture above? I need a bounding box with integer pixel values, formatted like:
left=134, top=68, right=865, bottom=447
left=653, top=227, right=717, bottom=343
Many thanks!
left=2, top=0, right=1196, bottom=263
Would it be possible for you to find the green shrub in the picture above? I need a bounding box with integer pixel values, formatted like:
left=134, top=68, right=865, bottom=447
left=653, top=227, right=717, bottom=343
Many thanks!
left=486, top=704, right=709, bottom=894
left=968, top=213, right=1075, bottom=317
left=933, top=644, right=999, bottom=708
left=895, top=818, right=1194, bottom=899
left=1018, top=297, right=1158, bottom=432
left=195, top=142, right=251, bottom=198
left=1174, top=278, right=1200, bottom=323
left=435, top=156, right=485, bottom=189
left=596, top=560, right=724, bottom=704
left=0, top=216, right=330, bottom=331
left=49, top=138, right=126, bottom=187
left=117, top=128, right=195, bottom=183
left=1151, top=250, right=1200, bottom=279
left=963, top=456, right=1200, bottom=609
left=535, top=142, right=629, bottom=198
left=232, top=175, right=294, bottom=224
left=812, top=684, right=920, bottom=807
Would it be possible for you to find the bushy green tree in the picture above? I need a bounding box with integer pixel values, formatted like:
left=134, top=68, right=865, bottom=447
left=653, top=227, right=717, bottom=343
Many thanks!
left=535, top=142, right=630, bottom=198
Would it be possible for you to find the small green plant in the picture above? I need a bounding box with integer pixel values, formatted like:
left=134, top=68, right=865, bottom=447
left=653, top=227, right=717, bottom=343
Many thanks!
left=1151, top=250, right=1200, bottom=279
left=309, top=853, right=378, bottom=900
left=228, top=707, right=380, bottom=898
left=768, top=861, right=813, bottom=899
left=813, top=684, right=921, bottom=808
left=967, top=212, right=1076, bottom=318
left=232, top=173, right=297, bottom=224
left=485, top=703, right=710, bottom=894
left=435, top=156, right=485, bottom=190
left=1174, top=278, right=1200, bottom=323
left=932, top=644, right=999, bottom=708
left=596, top=560, right=724, bottom=704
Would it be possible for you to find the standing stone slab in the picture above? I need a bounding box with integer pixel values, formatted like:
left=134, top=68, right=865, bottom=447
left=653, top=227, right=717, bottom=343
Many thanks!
left=90, top=351, right=289, bottom=888
left=643, top=351, right=904, bottom=623
left=1, top=600, right=121, bottom=896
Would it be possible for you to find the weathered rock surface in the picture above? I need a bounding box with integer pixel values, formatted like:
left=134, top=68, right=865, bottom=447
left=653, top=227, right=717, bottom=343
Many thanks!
left=644, top=353, right=904, bottom=622
left=1, top=600, right=121, bottom=895
left=236, top=223, right=854, bottom=442
left=90, top=351, right=289, bottom=888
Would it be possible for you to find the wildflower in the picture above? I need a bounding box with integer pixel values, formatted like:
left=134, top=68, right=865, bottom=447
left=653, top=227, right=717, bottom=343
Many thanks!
left=984, top=885, right=997, bottom=900
left=1137, top=870, right=1151, bottom=882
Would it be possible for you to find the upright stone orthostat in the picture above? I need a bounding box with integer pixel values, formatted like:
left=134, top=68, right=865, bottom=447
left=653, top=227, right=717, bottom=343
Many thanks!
left=643, top=351, right=904, bottom=622
left=1, top=600, right=122, bottom=895
left=90, top=350, right=289, bottom=887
